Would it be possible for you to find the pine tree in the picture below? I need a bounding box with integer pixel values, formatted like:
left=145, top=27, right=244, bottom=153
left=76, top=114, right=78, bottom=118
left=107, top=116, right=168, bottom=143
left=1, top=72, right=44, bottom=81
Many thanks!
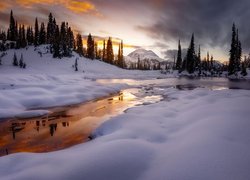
left=176, top=40, right=182, bottom=71
left=19, top=53, right=24, bottom=68
left=198, top=45, right=201, bottom=75
left=34, top=18, right=39, bottom=46
left=106, top=37, right=114, bottom=64
left=13, top=52, right=18, bottom=66
left=94, top=42, right=99, bottom=59
left=47, top=13, right=54, bottom=44
left=21, top=25, right=26, bottom=48
left=8, top=10, right=16, bottom=41
left=87, top=33, right=95, bottom=60
left=68, top=27, right=74, bottom=50
left=117, top=40, right=124, bottom=68
left=241, top=61, right=247, bottom=76
left=39, top=22, right=46, bottom=44
left=102, top=40, right=106, bottom=61
left=186, top=33, right=196, bottom=73
left=53, top=25, right=60, bottom=58
left=229, top=23, right=237, bottom=75
left=76, top=33, right=84, bottom=56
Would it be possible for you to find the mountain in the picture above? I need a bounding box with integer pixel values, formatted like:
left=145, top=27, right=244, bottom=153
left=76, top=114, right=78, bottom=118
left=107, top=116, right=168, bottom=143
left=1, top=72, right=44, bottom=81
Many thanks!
left=126, top=49, right=166, bottom=62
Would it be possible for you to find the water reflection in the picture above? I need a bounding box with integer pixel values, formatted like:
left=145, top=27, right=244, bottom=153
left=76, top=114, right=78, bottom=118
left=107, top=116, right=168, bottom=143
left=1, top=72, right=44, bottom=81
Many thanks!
left=0, top=89, right=159, bottom=156
left=97, top=77, right=250, bottom=90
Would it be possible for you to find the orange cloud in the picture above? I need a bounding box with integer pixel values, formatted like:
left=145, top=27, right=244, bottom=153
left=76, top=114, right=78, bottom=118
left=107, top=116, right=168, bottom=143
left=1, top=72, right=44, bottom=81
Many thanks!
left=14, top=0, right=99, bottom=15
left=67, top=1, right=95, bottom=13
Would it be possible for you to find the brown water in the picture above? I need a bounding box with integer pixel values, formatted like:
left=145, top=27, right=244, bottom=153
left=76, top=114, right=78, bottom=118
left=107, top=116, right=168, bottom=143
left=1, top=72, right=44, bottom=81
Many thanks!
left=0, top=89, right=162, bottom=156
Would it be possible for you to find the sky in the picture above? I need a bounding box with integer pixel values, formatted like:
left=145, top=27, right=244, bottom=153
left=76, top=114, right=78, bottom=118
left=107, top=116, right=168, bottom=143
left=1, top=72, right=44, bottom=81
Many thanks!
left=0, top=0, right=250, bottom=62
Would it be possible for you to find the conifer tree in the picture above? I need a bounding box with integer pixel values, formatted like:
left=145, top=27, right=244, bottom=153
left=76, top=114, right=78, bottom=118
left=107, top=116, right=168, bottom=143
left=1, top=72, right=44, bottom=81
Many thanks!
left=13, top=52, right=18, bottom=66
left=39, top=22, right=46, bottom=44
left=53, top=25, right=60, bottom=58
left=87, top=33, right=95, bottom=60
left=8, top=10, right=16, bottom=41
left=68, top=27, right=74, bottom=50
left=106, top=37, right=114, bottom=64
left=241, top=61, right=247, bottom=76
left=34, top=18, right=39, bottom=46
left=76, top=33, right=84, bottom=56
left=102, top=40, right=106, bottom=61
left=186, top=33, right=196, bottom=73
left=198, top=45, right=201, bottom=75
left=176, top=40, right=182, bottom=71
left=47, top=13, right=54, bottom=44
left=21, top=25, right=26, bottom=48
left=117, top=40, right=124, bottom=68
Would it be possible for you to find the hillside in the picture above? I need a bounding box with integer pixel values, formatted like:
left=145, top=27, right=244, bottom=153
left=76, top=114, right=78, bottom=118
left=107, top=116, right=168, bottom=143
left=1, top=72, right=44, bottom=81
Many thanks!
left=0, top=45, right=162, bottom=119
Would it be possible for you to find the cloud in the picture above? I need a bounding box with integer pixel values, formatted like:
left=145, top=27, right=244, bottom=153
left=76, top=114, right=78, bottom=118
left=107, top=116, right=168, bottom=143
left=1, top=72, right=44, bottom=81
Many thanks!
left=163, top=48, right=188, bottom=60
left=137, top=0, right=250, bottom=52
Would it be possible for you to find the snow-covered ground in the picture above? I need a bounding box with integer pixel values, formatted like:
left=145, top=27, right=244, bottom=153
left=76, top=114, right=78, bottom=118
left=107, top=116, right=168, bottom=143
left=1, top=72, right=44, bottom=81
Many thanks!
left=1, top=46, right=250, bottom=180
left=0, top=46, right=162, bottom=119
left=0, top=87, right=250, bottom=180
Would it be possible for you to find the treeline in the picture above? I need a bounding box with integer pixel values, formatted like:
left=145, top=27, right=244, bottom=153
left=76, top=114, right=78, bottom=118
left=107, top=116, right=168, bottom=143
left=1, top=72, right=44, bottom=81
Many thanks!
left=0, top=10, right=125, bottom=68
left=173, top=24, right=248, bottom=76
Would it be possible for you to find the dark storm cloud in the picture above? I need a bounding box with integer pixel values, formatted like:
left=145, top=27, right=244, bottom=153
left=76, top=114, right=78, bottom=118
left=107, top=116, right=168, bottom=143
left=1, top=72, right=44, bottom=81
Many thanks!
left=137, top=0, right=250, bottom=51
left=163, top=49, right=188, bottom=60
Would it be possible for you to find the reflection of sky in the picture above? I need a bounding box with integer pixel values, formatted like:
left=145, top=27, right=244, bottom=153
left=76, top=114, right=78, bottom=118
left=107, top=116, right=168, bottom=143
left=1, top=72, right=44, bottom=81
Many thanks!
left=1, top=0, right=249, bottom=62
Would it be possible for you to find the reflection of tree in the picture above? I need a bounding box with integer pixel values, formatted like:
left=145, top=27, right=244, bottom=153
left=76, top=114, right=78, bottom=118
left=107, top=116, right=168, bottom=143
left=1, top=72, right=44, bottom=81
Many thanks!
left=49, top=123, right=57, bottom=136
left=62, top=122, right=70, bottom=127
left=10, top=122, right=25, bottom=140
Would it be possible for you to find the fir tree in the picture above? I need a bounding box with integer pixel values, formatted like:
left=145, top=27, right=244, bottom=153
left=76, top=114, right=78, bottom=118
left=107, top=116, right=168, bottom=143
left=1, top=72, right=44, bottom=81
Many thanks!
left=198, top=45, right=201, bottom=75
left=76, top=33, right=84, bottom=56
left=241, top=61, right=247, bottom=76
left=176, top=40, right=182, bottom=71
left=8, top=10, right=16, bottom=41
left=34, top=18, right=39, bottom=46
left=117, top=40, right=124, bottom=68
left=39, top=22, right=46, bottom=44
left=47, top=13, right=54, bottom=44
left=13, top=52, right=18, bottom=66
left=102, top=40, right=106, bottom=61
left=87, top=33, right=95, bottom=60
left=68, top=27, right=74, bottom=50
left=106, top=37, right=114, bottom=64
left=21, top=25, right=27, bottom=48
left=53, top=25, right=60, bottom=58
left=186, top=33, right=196, bottom=73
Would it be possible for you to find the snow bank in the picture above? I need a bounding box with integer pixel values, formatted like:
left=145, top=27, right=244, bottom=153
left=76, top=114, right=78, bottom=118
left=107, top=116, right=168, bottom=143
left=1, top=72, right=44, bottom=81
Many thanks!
left=0, top=88, right=250, bottom=180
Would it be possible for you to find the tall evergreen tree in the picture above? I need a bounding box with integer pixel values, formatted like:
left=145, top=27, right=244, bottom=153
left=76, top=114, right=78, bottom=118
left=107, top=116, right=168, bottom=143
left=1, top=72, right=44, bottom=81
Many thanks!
left=186, top=33, right=196, bottom=73
left=76, top=33, right=84, bottom=56
left=8, top=10, right=16, bottom=41
left=229, top=23, right=237, bottom=75
left=34, top=18, right=39, bottom=46
left=39, top=22, right=46, bottom=44
left=102, top=40, right=106, bottom=61
left=47, top=13, right=54, bottom=44
left=21, top=25, right=26, bottom=48
left=198, top=45, right=201, bottom=74
left=176, top=40, right=182, bottom=71
left=106, top=37, right=114, bottom=64
left=117, top=40, right=124, bottom=68
left=87, top=33, right=95, bottom=60
left=53, top=25, right=60, bottom=58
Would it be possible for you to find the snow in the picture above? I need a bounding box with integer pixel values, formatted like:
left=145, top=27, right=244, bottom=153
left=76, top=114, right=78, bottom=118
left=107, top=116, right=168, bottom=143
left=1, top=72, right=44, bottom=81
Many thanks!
left=126, top=48, right=167, bottom=63
left=0, top=46, right=163, bottom=119
left=0, top=88, right=250, bottom=180
left=0, top=45, right=250, bottom=180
